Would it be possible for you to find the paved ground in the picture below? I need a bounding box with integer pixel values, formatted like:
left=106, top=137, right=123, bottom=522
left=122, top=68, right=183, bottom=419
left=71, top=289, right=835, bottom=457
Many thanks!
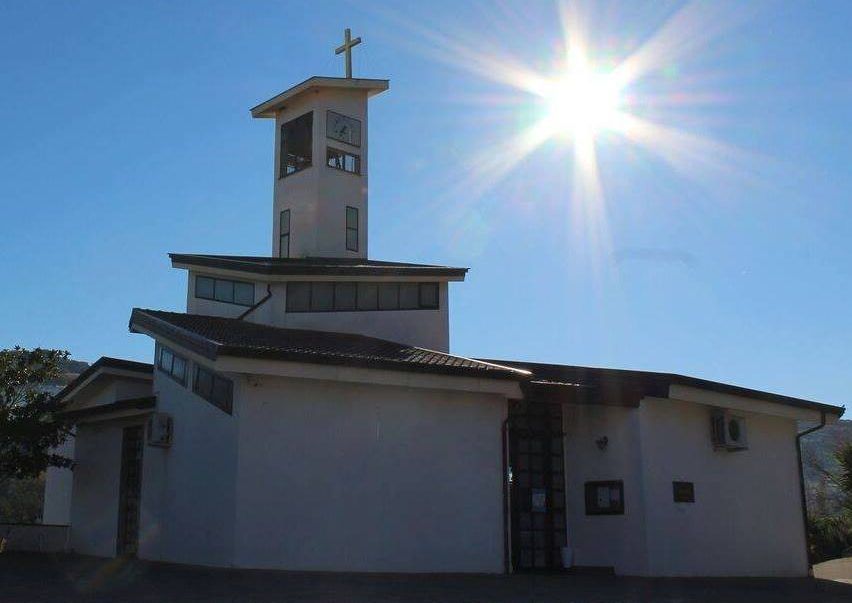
left=814, top=558, right=852, bottom=584
left=2, top=553, right=852, bottom=603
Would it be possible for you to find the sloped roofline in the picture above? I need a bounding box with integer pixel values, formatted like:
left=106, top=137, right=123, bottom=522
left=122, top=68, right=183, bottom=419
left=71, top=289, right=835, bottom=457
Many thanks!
left=251, top=76, right=389, bottom=118
left=53, top=356, right=153, bottom=406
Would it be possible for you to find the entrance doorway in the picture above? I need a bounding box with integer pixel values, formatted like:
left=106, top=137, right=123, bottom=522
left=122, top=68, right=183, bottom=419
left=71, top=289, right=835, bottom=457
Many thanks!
left=507, top=400, right=566, bottom=572
left=117, top=425, right=144, bottom=556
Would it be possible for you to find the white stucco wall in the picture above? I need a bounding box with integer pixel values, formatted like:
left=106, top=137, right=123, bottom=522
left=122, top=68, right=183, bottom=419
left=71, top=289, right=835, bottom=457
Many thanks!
left=561, top=404, right=648, bottom=575
left=42, top=434, right=75, bottom=525
left=233, top=375, right=507, bottom=572
left=185, top=272, right=451, bottom=351
left=138, top=361, right=239, bottom=567
left=271, top=88, right=371, bottom=259
left=69, top=422, right=124, bottom=557
left=638, top=397, right=808, bottom=577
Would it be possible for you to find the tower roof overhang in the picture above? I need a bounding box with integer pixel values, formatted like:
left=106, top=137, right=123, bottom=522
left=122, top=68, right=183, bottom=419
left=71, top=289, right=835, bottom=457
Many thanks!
left=251, top=76, right=390, bottom=118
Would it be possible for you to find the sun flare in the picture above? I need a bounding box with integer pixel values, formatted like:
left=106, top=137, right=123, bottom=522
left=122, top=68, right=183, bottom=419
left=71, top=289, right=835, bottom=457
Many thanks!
left=540, top=63, right=624, bottom=140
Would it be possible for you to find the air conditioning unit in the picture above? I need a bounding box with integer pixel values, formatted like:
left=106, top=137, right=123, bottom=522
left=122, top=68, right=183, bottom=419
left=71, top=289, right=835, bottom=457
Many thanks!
left=146, top=413, right=173, bottom=447
left=710, top=410, right=748, bottom=451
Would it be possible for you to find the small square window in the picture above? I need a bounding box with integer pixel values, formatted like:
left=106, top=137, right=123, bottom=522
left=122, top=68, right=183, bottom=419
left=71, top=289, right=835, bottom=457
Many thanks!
left=172, top=355, right=186, bottom=384
left=196, top=276, right=215, bottom=299
left=312, top=282, right=335, bottom=311
left=286, top=282, right=311, bottom=312
left=234, top=282, right=255, bottom=306
left=419, top=283, right=439, bottom=309
left=357, top=283, right=378, bottom=310
left=378, top=283, right=399, bottom=310
left=334, top=282, right=357, bottom=311
left=214, top=279, right=234, bottom=303
left=584, top=480, right=625, bottom=515
left=399, top=283, right=419, bottom=309
left=673, top=481, right=695, bottom=503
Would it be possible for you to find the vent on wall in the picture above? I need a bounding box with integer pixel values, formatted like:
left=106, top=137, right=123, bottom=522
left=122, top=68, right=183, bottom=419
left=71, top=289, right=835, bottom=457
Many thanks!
left=710, top=410, right=748, bottom=451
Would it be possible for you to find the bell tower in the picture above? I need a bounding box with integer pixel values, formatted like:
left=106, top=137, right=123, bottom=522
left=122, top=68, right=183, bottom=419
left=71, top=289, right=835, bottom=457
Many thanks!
left=250, top=29, right=388, bottom=259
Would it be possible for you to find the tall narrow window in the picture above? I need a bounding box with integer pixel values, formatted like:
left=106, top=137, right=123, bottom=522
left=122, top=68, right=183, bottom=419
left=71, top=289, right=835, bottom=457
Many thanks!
left=279, top=111, right=313, bottom=178
left=279, top=210, right=291, bottom=258
left=346, top=206, right=359, bottom=252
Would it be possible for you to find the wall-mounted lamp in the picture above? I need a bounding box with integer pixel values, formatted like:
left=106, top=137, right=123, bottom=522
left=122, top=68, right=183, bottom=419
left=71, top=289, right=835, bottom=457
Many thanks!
left=595, top=436, right=609, bottom=451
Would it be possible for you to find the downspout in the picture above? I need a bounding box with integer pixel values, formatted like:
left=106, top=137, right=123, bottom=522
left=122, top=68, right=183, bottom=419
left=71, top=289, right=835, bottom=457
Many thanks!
left=237, top=284, right=273, bottom=321
left=796, top=411, right=826, bottom=574
left=502, top=416, right=511, bottom=574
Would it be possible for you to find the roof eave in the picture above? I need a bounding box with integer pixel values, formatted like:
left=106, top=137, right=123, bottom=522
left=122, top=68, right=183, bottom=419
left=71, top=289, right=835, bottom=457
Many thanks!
left=250, top=76, right=390, bottom=118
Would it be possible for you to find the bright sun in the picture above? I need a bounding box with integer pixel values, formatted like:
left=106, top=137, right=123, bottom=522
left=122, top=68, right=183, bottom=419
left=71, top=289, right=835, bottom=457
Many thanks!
left=541, top=63, right=624, bottom=140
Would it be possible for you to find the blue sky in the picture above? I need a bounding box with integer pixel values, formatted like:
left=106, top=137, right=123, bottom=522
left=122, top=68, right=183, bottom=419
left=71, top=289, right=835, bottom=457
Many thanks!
left=1, top=1, right=850, bottom=406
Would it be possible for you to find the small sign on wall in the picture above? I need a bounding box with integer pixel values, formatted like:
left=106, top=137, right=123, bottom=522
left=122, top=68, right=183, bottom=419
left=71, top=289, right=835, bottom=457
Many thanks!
left=672, top=481, right=695, bottom=503
left=584, top=480, right=624, bottom=515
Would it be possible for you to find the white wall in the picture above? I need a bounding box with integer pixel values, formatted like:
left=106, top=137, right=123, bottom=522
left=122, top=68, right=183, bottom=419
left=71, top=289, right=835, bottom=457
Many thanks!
left=138, top=362, right=239, bottom=567
left=638, top=397, right=808, bottom=577
left=42, top=434, right=75, bottom=525
left=561, top=404, right=648, bottom=575
left=186, top=273, right=451, bottom=352
left=69, top=422, right=124, bottom=557
left=233, top=375, right=507, bottom=572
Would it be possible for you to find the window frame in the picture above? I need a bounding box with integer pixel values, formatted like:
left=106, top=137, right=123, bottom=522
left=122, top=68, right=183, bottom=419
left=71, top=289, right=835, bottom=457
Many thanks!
left=327, top=147, right=361, bottom=175
left=193, top=364, right=233, bottom=415
left=345, top=206, right=359, bottom=252
left=195, top=275, right=255, bottom=307
left=279, top=111, right=313, bottom=179
left=157, top=345, right=187, bottom=386
left=279, top=209, right=291, bottom=259
left=584, top=480, right=625, bottom=516
left=286, top=281, right=441, bottom=313
left=326, top=110, right=362, bottom=147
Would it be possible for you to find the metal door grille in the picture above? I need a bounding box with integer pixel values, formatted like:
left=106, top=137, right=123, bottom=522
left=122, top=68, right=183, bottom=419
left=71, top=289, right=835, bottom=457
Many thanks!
left=117, top=425, right=143, bottom=556
left=508, top=400, right=566, bottom=571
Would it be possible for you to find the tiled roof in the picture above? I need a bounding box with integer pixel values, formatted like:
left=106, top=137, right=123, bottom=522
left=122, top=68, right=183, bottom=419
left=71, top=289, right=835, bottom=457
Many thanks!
left=130, top=309, right=529, bottom=381
left=54, top=356, right=153, bottom=405
left=483, top=359, right=845, bottom=416
left=169, top=254, right=468, bottom=278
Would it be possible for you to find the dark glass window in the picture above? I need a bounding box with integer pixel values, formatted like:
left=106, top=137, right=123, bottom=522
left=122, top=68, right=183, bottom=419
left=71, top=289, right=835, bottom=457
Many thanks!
left=335, top=282, right=357, bottom=311
left=286, top=282, right=311, bottom=312
left=399, top=283, right=419, bottom=310
left=196, top=276, right=215, bottom=299
left=312, top=282, right=335, bottom=311
left=378, top=283, right=399, bottom=310
left=196, top=276, right=254, bottom=307
left=279, top=209, right=291, bottom=258
left=158, top=345, right=187, bottom=386
left=357, top=283, right=378, bottom=310
left=419, top=283, right=439, bottom=309
left=345, top=206, right=359, bottom=252
left=327, top=147, right=361, bottom=174
left=279, top=111, right=313, bottom=178
left=584, top=481, right=625, bottom=515
left=193, top=365, right=233, bottom=415
left=326, top=110, right=362, bottom=146
left=285, top=281, right=441, bottom=312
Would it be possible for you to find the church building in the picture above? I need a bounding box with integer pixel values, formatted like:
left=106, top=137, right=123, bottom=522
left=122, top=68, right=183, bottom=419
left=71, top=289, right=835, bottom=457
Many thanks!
left=46, top=33, right=844, bottom=577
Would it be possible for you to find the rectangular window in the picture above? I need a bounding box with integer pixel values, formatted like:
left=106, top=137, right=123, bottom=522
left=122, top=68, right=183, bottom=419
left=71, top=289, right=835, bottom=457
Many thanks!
left=326, top=110, right=362, bottom=146
left=279, top=209, right=290, bottom=258
left=193, top=365, right=233, bottom=415
left=327, top=147, right=361, bottom=174
left=195, top=276, right=255, bottom=307
left=279, top=111, right=313, bottom=178
left=584, top=480, right=625, bottom=516
left=345, top=206, right=359, bottom=252
left=285, top=281, right=441, bottom=313
left=157, top=345, right=187, bottom=386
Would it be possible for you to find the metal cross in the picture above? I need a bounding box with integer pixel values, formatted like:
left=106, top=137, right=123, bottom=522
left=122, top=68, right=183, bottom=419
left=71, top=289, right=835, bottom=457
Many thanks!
left=335, top=28, right=362, bottom=78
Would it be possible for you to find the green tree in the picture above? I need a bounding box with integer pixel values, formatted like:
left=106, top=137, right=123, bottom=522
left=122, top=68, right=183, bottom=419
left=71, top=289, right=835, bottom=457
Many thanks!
left=0, top=347, right=73, bottom=485
left=808, top=441, right=852, bottom=562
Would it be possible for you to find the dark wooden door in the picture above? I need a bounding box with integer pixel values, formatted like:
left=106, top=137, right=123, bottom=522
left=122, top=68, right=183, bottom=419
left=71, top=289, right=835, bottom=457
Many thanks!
left=117, top=425, right=144, bottom=556
left=508, top=400, right=566, bottom=572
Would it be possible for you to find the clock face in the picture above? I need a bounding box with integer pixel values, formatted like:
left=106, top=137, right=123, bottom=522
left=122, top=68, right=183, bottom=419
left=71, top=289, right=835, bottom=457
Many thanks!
left=327, top=110, right=361, bottom=147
